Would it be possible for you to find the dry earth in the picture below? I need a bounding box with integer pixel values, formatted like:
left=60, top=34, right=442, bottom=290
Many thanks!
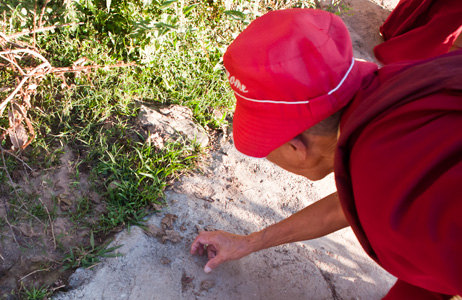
left=2, top=0, right=400, bottom=299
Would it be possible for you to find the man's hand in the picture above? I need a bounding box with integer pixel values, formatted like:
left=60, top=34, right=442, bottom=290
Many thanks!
left=190, top=230, right=257, bottom=273
left=191, top=192, right=348, bottom=273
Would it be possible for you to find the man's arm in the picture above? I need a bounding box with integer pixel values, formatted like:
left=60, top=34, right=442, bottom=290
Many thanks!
left=190, top=192, right=349, bottom=273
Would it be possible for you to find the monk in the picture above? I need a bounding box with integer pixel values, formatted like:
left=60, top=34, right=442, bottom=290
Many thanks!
left=191, top=8, right=462, bottom=299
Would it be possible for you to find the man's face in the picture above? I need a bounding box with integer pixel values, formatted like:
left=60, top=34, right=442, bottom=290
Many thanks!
left=265, top=133, right=337, bottom=181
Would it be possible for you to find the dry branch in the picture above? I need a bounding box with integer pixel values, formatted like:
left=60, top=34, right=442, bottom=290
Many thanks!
left=0, top=62, right=50, bottom=115
left=52, top=62, right=137, bottom=74
left=19, top=267, right=51, bottom=282
left=0, top=53, right=26, bottom=75
left=1, top=23, right=135, bottom=151
left=39, top=0, right=51, bottom=28
left=0, top=48, right=52, bottom=66
left=6, top=22, right=84, bottom=39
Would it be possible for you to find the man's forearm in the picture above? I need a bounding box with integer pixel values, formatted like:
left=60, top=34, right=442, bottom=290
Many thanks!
left=247, top=192, right=349, bottom=253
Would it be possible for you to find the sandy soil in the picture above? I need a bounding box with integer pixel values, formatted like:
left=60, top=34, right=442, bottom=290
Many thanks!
left=54, top=141, right=396, bottom=300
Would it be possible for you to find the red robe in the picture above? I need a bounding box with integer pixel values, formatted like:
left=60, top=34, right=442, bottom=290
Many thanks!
left=373, top=0, right=462, bottom=65
left=335, top=50, right=462, bottom=299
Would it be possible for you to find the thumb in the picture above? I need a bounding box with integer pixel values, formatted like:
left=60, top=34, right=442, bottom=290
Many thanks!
left=204, top=255, right=224, bottom=273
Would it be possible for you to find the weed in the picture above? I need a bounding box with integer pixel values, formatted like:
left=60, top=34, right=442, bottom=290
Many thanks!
left=62, top=231, right=123, bottom=270
left=71, top=197, right=91, bottom=222
left=18, top=283, right=51, bottom=300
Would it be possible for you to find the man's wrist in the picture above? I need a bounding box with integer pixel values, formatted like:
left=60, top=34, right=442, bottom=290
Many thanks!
left=246, top=230, right=267, bottom=254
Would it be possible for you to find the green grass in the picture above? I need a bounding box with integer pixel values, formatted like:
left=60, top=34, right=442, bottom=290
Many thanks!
left=19, top=284, right=51, bottom=300
left=62, top=231, right=122, bottom=270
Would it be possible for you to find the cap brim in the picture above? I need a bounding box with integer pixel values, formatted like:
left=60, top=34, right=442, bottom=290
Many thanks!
left=232, top=93, right=319, bottom=158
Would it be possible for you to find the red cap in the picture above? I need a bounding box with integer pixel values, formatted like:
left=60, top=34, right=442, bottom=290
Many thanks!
left=224, top=9, right=377, bottom=158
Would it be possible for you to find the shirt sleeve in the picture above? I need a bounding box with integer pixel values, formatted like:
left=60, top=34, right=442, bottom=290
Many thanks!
left=373, top=0, right=462, bottom=64
left=384, top=280, right=452, bottom=300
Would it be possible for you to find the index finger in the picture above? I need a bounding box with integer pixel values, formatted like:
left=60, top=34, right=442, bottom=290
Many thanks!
left=190, top=232, right=211, bottom=255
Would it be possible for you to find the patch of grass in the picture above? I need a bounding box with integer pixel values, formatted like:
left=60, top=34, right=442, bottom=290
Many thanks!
left=70, top=196, right=91, bottom=222
left=18, top=284, right=51, bottom=300
left=62, top=231, right=122, bottom=270
left=96, top=138, right=200, bottom=231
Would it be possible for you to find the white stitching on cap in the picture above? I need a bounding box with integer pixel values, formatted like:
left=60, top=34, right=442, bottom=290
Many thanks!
left=234, top=92, right=311, bottom=104
left=328, top=57, right=355, bottom=95
left=234, top=58, right=355, bottom=104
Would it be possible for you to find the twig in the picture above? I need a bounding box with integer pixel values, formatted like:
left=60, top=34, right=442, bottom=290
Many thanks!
left=39, top=0, right=50, bottom=28
left=2, top=216, right=19, bottom=246
left=88, top=262, right=102, bottom=269
left=0, top=252, right=4, bottom=261
left=7, top=22, right=84, bottom=39
left=0, top=62, right=50, bottom=115
left=2, top=11, right=5, bottom=34
left=7, top=202, right=45, bottom=226
left=51, top=62, right=137, bottom=74
left=0, top=54, right=26, bottom=76
left=0, top=32, right=9, bottom=42
left=19, top=268, right=50, bottom=281
left=0, top=145, right=34, bottom=171
left=33, top=0, right=37, bottom=48
left=0, top=48, right=51, bottom=66
left=51, top=285, right=66, bottom=292
left=0, top=32, right=31, bottom=50
left=38, top=197, right=56, bottom=250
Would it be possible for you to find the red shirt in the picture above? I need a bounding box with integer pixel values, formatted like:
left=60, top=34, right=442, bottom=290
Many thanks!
left=335, top=51, right=462, bottom=299
left=373, top=0, right=462, bottom=65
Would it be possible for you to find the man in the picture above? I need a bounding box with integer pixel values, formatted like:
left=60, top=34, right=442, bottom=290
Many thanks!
left=190, top=8, right=462, bottom=299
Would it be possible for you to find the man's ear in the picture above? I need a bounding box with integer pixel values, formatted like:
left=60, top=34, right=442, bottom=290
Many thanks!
left=287, top=136, right=308, bottom=161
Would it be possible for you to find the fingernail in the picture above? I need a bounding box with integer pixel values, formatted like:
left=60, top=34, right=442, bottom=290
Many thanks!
left=204, top=266, right=212, bottom=273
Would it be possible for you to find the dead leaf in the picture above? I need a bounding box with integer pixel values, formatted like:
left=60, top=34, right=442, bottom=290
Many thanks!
left=144, top=224, right=163, bottom=237
left=162, top=230, right=182, bottom=243
left=8, top=123, right=27, bottom=150
left=57, top=193, right=72, bottom=207
left=161, top=214, right=177, bottom=230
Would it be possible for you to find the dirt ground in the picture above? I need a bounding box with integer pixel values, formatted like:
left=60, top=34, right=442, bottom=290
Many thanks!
left=1, top=0, right=399, bottom=298
left=54, top=142, right=397, bottom=300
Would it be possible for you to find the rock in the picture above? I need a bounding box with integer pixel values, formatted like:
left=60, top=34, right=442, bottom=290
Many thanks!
left=137, top=105, right=209, bottom=149
left=145, top=224, right=164, bottom=237
left=161, top=230, right=182, bottom=244
left=160, top=257, right=171, bottom=265
left=181, top=272, right=194, bottom=292
left=200, top=280, right=216, bottom=292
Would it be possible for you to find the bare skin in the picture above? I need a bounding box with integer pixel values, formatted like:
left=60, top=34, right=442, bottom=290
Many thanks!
left=190, top=131, right=349, bottom=273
